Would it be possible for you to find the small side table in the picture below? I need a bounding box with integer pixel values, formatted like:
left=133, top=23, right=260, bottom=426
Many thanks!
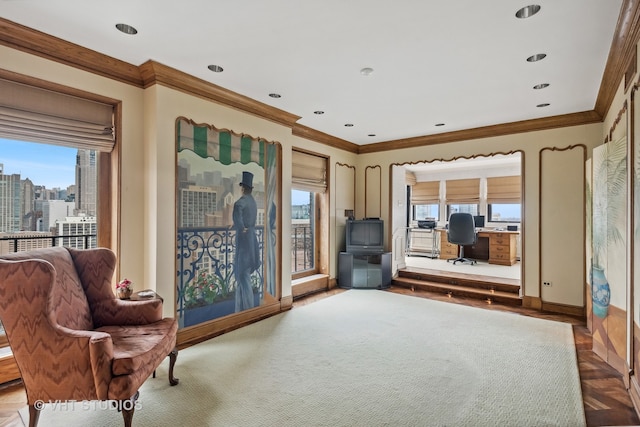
left=129, top=289, right=163, bottom=303
left=129, top=289, right=165, bottom=379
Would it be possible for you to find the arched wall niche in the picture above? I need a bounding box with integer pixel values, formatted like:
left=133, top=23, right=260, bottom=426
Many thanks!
left=388, top=150, right=524, bottom=285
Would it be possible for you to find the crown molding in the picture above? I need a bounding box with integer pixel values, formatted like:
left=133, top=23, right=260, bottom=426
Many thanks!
left=139, top=60, right=300, bottom=129
left=0, top=5, right=636, bottom=154
left=0, top=18, right=144, bottom=87
left=291, top=123, right=358, bottom=153
left=595, top=0, right=640, bottom=117
left=358, top=110, right=602, bottom=154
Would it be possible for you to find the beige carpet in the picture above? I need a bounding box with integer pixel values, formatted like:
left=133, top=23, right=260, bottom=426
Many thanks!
left=23, top=290, right=585, bottom=426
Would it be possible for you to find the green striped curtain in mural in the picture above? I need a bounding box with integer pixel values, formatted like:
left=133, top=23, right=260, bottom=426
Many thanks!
left=177, top=117, right=265, bottom=166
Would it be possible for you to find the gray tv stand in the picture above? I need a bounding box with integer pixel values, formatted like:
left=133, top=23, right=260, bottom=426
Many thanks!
left=338, top=252, right=392, bottom=289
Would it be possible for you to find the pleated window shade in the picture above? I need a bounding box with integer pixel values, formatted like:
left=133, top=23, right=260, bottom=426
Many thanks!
left=0, top=78, right=115, bottom=152
left=487, top=176, right=521, bottom=203
left=445, top=178, right=480, bottom=203
left=410, top=181, right=440, bottom=204
left=292, top=149, right=327, bottom=193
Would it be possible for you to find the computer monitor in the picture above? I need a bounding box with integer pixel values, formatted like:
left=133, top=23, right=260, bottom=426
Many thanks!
left=473, top=215, right=485, bottom=228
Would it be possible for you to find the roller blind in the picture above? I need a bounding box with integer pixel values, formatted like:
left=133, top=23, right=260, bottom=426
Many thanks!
left=292, top=149, right=327, bottom=193
left=487, top=176, right=521, bottom=203
left=0, top=78, right=115, bottom=152
left=410, top=181, right=440, bottom=204
left=445, top=178, right=480, bottom=203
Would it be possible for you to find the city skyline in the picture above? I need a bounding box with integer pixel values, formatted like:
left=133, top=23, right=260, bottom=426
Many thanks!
left=0, top=138, right=76, bottom=189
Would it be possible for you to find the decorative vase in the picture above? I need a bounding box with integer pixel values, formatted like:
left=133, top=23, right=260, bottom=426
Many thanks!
left=591, top=265, right=610, bottom=318
left=117, top=288, right=133, bottom=300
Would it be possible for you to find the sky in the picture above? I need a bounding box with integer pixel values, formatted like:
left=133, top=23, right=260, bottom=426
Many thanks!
left=292, top=189, right=311, bottom=206
left=0, top=138, right=76, bottom=188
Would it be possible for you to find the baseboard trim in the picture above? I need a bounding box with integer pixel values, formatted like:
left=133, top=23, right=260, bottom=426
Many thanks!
left=292, top=274, right=329, bottom=299
left=177, top=300, right=282, bottom=349
left=540, top=300, right=585, bottom=318
left=522, top=296, right=542, bottom=309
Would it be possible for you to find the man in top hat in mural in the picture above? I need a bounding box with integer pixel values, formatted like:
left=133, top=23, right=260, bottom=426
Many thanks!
left=232, top=171, right=260, bottom=312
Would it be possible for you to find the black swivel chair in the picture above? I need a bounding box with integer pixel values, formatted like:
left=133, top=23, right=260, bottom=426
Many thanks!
left=447, top=213, right=477, bottom=265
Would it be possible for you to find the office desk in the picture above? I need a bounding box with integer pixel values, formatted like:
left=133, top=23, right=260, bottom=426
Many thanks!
left=438, top=229, right=518, bottom=266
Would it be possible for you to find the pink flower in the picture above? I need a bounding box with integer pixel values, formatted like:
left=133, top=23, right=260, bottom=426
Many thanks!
left=116, top=278, right=132, bottom=290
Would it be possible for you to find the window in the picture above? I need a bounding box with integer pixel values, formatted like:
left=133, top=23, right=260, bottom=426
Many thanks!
left=445, top=178, right=480, bottom=220
left=446, top=203, right=479, bottom=218
left=413, top=204, right=439, bottom=221
left=486, top=176, right=521, bottom=223
left=0, top=74, right=118, bottom=353
left=488, top=203, right=521, bottom=222
left=291, top=149, right=328, bottom=279
left=409, top=180, right=440, bottom=223
left=291, top=189, right=315, bottom=273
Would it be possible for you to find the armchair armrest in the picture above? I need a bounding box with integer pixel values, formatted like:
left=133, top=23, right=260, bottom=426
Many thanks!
left=91, top=297, right=164, bottom=327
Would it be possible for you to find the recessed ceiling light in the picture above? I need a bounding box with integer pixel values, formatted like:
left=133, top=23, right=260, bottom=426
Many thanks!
left=115, top=23, right=138, bottom=35
left=527, top=53, right=547, bottom=62
left=360, top=67, right=374, bottom=76
left=536, top=103, right=550, bottom=107
left=207, top=64, right=224, bottom=73
left=533, top=83, right=550, bottom=89
left=515, top=5, right=541, bottom=19
left=314, top=111, right=325, bottom=115
left=269, top=93, right=281, bottom=98
left=344, top=123, right=354, bottom=127
left=435, top=123, right=445, bottom=127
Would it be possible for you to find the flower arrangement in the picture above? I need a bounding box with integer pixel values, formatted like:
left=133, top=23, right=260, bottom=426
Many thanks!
left=116, top=278, right=133, bottom=299
left=184, top=271, right=231, bottom=308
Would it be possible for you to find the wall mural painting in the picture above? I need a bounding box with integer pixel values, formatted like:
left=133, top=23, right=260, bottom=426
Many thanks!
left=175, top=117, right=280, bottom=329
left=592, top=136, right=627, bottom=320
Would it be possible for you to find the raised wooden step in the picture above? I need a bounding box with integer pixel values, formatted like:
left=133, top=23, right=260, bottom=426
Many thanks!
left=394, top=266, right=522, bottom=306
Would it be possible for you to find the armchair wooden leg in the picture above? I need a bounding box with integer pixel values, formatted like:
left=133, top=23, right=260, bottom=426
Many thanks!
left=28, top=404, right=41, bottom=427
left=121, top=405, right=134, bottom=427
left=168, top=347, right=179, bottom=386
left=116, top=391, right=139, bottom=427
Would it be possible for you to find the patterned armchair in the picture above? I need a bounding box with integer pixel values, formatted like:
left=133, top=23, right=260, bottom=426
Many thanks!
left=0, top=247, right=178, bottom=427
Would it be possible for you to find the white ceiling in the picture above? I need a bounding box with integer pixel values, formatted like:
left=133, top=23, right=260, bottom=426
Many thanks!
left=0, top=0, right=624, bottom=146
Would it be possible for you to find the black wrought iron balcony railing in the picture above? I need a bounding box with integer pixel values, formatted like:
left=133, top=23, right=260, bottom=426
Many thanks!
left=176, top=226, right=265, bottom=320
left=0, top=233, right=97, bottom=253
left=291, top=224, right=314, bottom=273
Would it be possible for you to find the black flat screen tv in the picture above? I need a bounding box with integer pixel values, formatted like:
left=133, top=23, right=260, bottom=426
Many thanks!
left=346, top=219, right=384, bottom=254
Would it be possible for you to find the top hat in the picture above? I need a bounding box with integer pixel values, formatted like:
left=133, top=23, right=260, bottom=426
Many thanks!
left=239, top=171, right=254, bottom=189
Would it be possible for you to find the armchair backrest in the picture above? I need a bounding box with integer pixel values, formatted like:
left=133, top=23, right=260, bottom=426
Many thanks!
left=0, top=247, right=94, bottom=331
left=447, top=213, right=477, bottom=246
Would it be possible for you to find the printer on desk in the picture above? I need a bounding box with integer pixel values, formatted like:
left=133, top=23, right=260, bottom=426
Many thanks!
left=417, top=218, right=437, bottom=229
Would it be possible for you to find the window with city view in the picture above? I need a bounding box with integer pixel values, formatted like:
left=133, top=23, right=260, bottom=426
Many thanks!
left=0, top=138, right=100, bottom=339
left=291, top=189, right=315, bottom=274
left=0, top=138, right=98, bottom=254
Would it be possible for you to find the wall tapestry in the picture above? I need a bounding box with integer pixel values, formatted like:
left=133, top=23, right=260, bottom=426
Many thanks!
left=175, top=117, right=280, bottom=329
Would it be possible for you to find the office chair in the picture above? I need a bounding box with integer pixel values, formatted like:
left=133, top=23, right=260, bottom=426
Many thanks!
left=447, top=213, right=477, bottom=265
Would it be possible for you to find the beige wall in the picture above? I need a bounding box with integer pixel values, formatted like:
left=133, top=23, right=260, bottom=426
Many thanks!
left=0, top=42, right=609, bottom=312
